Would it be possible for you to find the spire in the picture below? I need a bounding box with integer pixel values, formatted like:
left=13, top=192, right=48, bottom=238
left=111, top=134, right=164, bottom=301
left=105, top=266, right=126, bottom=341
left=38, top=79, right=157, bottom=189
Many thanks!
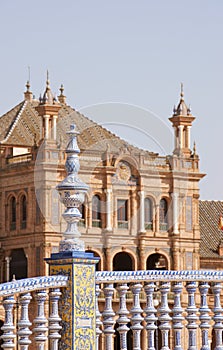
left=24, top=80, right=33, bottom=102
left=40, top=70, right=55, bottom=105
left=58, top=84, right=67, bottom=104
left=180, top=82, right=184, bottom=100
left=173, top=83, right=191, bottom=116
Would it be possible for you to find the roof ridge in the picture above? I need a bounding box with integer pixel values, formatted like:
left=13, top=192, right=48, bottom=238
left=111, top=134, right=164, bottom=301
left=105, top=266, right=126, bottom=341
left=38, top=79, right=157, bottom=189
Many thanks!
left=2, top=100, right=27, bottom=144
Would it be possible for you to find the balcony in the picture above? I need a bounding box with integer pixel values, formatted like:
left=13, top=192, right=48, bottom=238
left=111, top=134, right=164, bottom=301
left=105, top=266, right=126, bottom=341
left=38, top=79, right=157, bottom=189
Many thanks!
left=92, top=219, right=102, bottom=228
left=117, top=220, right=128, bottom=229
left=159, top=222, right=168, bottom=231
left=145, top=221, right=153, bottom=230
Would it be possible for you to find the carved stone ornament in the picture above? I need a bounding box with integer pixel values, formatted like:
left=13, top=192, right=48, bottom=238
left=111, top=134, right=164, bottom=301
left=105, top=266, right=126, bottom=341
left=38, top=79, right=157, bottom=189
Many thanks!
left=117, top=161, right=131, bottom=182
left=57, top=124, right=89, bottom=252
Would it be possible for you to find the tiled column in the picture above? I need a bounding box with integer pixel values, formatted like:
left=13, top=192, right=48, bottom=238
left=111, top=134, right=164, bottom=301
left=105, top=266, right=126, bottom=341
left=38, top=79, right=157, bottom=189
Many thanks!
left=47, top=251, right=99, bottom=350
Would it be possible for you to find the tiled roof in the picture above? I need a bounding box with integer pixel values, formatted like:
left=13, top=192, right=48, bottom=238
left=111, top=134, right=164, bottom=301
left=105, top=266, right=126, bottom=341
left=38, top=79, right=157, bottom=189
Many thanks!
left=199, top=200, right=223, bottom=258
left=0, top=102, right=25, bottom=142
left=0, top=99, right=154, bottom=156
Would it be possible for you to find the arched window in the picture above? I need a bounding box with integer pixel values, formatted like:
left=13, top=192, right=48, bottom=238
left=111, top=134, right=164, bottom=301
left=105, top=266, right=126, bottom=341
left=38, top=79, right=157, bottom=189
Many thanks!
left=113, top=252, right=133, bottom=271
left=146, top=253, right=168, bottom=270
left=117, top=199, right=128, bottom=229
left=86, top=250, right=101, bottom=271
left=92, top=195, right=101, bottom=228
left=10, top=196, right=16, bottom=231
left=20, top=195, right=27, bottom=229
left=159, top=198, right=168, bottom=231
left=144, top=198, right=153, bottom=230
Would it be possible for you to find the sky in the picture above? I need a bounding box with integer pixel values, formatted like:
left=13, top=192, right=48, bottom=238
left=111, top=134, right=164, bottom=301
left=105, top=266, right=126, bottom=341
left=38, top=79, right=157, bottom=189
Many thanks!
left=0, top=0, right=223, bottom=200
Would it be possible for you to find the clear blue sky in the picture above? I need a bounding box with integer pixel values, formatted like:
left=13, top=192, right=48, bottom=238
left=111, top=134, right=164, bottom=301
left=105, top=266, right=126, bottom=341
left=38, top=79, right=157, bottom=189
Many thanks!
left=0, top=1, right=222, bottom=200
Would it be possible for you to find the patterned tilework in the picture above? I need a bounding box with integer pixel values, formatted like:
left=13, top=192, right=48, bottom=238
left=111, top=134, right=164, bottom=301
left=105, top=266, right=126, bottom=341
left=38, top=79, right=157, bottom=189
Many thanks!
left=49, top=257, right=97, bottom=350
left=0, top=99, right=156, bottom=158
left=0, top=101, right=25, bottom=141
left=199, top=200, right=223, bottom=258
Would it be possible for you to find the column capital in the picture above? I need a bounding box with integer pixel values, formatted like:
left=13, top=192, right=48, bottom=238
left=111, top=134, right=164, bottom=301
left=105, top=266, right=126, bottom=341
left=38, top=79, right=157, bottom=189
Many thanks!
left=104, top=188, right=112, bottom=194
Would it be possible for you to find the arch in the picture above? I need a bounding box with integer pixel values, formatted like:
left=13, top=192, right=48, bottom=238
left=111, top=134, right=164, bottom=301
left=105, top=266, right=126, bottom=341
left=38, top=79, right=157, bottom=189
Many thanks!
left=146, top=253, right=168, bottom=270
left=159, top=198, right=168, bottom=231
left=113, top=251, right=134, bottom=271
left=20, top=194, right=27, bottom=229
left=114, top=155, right=139, bottom=173
left=85, top=249, right=102, bottom=271
left=92, top=194, right=102, bottom=227
left=9, top=196, right=16, bottom=231
left=144, top=197, right=153, bottom=230
left=10, top=248, right=27, bottom=280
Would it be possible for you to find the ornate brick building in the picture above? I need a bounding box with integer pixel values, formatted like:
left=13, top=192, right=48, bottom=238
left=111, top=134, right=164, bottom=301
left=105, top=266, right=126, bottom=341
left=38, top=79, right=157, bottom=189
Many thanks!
left=0, top=77, right=219, bottom=282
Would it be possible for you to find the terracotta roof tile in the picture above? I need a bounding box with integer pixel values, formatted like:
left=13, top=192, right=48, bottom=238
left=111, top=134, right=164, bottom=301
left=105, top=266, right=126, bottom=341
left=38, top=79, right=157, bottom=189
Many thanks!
left=199, top=200, right=223, bottom=258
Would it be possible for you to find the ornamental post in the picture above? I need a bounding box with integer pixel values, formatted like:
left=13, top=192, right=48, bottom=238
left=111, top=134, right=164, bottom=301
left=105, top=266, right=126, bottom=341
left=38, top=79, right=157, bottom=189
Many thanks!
left=46, top=124, right=99, bottom=350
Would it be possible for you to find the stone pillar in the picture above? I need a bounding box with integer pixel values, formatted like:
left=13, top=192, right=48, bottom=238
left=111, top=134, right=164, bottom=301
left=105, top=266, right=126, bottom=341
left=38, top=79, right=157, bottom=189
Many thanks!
left=131, top=190, right=137, bottom=234
left=105, top=188, right=112, bottom=231
left=178, top=125, right=184, bottom=149
left=5, top=257, right=11, bottom=282
left=52, top=115, right=57, bottom=140
left=174, top=126, right=178, bottom=150
left=186, top=125, right=191, bottom=149
left=105, top=247, right=112, bottom=271
left=155, top=204, right=159, bottom=233
left=172, top=192, right=179, bottom=234
left=139, top=191, right=145, bottom=233
left=44, top=115, right=49, bottom=139
left=47, top=251, right=99, bottom=350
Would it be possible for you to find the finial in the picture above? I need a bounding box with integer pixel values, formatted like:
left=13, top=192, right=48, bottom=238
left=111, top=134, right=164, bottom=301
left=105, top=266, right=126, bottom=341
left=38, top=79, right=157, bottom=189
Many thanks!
left=26, top=80, right=30, bottom=92
left=180, top=82, right=184, bottom=100
left=193, top=141, right=197, bottom=155
left=46, top=70, right=50, bottom=89
left=60, top=84, right=64, bottom=95
left=58, top=84, right=67, bottom=104
left=24, top=74, right=33, bottom=102
left=187, top=104, right=191, bottom=115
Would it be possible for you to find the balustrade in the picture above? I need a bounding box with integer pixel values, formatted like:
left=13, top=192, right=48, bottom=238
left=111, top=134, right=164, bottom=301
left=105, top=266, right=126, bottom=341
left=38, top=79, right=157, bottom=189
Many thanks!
left=0, top=276, right=67, bottom=350
left=96, top=270, right=223, bottom=350
left=2, top=270, right=223, bottom=349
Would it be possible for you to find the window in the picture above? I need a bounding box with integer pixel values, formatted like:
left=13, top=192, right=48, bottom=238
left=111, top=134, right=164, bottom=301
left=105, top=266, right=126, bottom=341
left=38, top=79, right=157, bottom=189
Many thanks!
left=92, top=195, right=101, bottom=227
left=159, top=198, right=168, bottom=231
left=78, top=203, right=86, bottom=227
left=117, top=199, right=128, bottom=229
left=144, top=198, right=153, bottom=230
left=10, top=197, right=16, bottom=231
left=20, top=195, right=27, bottom=229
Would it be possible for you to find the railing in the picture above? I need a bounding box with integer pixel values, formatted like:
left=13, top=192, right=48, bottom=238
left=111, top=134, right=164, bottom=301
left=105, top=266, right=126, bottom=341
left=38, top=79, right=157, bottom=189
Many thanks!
left=95, top=269, right=223, bottom=350
left=117, top=221, right=128, bottom=229
left=6, top=154, right=32, bottom=165
left=0, top=275, right=68, bottom=350
left=92, top=219, right=102, bottom=228
left=145, top=222, right=153, bottom=230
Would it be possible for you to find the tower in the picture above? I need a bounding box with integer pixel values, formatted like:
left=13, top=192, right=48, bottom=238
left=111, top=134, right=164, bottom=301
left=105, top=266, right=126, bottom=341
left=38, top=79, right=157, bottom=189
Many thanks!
left=169, top=84, right=195, bottom=157
left=35, top=72, right=61, bottom=142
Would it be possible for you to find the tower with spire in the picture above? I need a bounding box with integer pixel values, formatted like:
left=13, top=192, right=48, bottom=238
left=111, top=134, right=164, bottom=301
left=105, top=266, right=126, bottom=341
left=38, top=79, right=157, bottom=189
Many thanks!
left=169, top=84, right=195, bottom=157
left=36, top=71, right=61, bottom=141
